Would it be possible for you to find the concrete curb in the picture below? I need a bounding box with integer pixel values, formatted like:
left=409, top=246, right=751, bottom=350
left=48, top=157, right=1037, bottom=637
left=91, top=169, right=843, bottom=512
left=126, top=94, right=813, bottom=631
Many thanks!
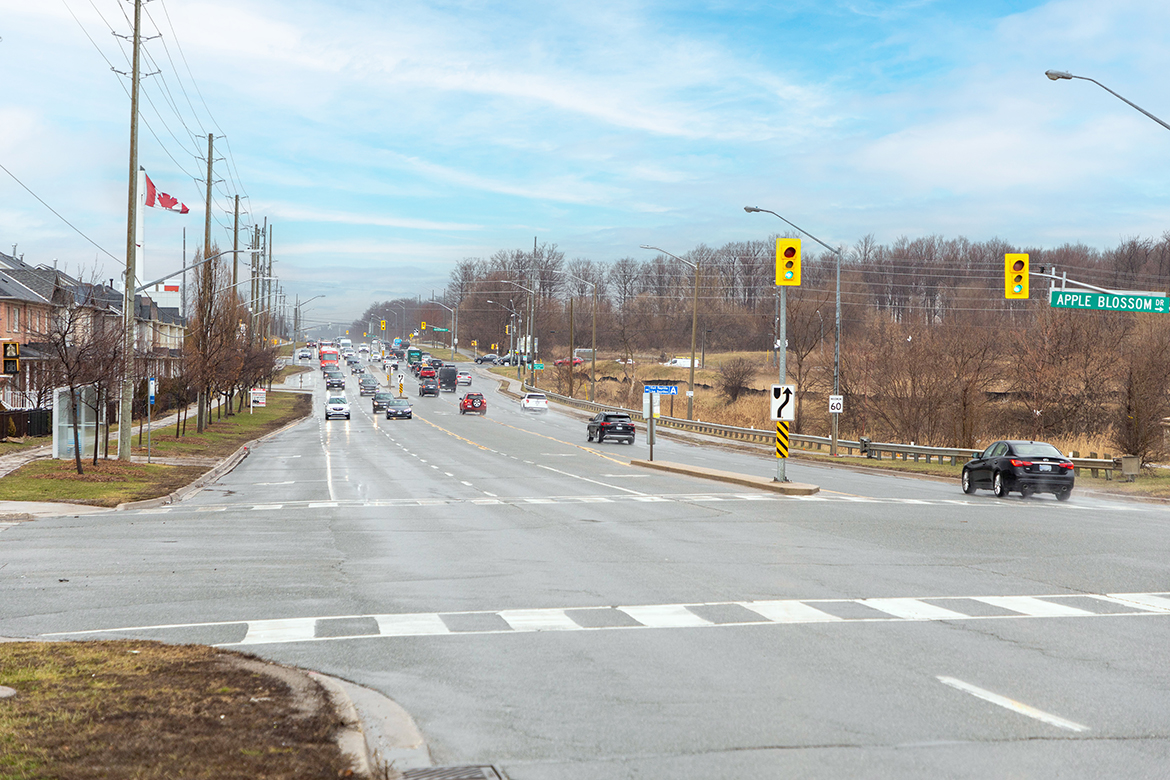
left=309, top=672, right=432, bottom=776
left=115, top=407, right=313, bottom=511
left=630, top=459, right=820, bottom=495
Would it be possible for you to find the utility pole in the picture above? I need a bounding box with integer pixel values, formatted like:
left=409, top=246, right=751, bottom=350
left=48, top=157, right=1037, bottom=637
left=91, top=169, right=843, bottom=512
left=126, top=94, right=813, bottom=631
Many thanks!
left=251, top=225, right=259, bottom=344
left=117, top=0, right=143, bottom=461
left=232, top=195, right=239, bottom=289
left=196, top=132, right=214, bottom=433
left=266, top=223, right=273, bottom=344
left=568, top=297, right=575, bottom=399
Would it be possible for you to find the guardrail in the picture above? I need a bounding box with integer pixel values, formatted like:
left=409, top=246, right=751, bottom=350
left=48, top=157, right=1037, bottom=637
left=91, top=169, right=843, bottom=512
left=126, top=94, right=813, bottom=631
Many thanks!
left=524, top=384, right=1118, bottom=478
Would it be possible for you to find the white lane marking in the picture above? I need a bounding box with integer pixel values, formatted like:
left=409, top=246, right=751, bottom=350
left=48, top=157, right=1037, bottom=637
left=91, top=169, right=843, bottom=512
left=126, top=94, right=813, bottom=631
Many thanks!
left=574, top=497, right=613, bottom=503
left=524, top=498, right=556, bottom=504
left=255, top=481, right=295, bottom=486
left=308, top=502, right=339, bottom=509
left=972, top=596, right=1096, bottom=617
left=461, top=481, right=473, bottom=486
left=863, top=598, right=970, bottom=621
left=239, top=617, right=318, bottom=645
left=937, top=676, right=1090, bottom=732
left=1101, top=593, right=1170, bottom=612
left=619, top=604, right=712, bottom=628
left=537, top=463, right=649, bottom=496
left=324, top=440, right=336, bottom=501
left=375, top=613, right=450, bottom=636
left=499, top=609, right=580, bottom=631
left=444, top=472, right=454, bottom=477
left=196, top=507, right=227, bottom=512
left=741, top=600, right=842, bottom=623
left=483, top=491, right=498, bottom=497
left=251, top=504, right=283, bottom=511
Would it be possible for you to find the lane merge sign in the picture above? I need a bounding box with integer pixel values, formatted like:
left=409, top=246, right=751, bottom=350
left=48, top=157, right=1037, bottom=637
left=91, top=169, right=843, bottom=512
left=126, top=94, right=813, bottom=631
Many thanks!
left=1049, top=289, right=1168, bottom=313
left=771, top=384, right=795, bottom=421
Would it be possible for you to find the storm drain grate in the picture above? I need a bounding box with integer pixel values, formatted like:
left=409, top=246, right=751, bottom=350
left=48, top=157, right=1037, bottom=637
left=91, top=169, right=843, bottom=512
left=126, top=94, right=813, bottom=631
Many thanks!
left=402, top=767, right=503, bottom=780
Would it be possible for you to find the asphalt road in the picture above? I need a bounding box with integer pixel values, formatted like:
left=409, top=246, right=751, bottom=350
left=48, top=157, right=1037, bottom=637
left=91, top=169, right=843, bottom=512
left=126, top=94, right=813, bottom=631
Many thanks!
left=4, top=356, right=1170, bottom=778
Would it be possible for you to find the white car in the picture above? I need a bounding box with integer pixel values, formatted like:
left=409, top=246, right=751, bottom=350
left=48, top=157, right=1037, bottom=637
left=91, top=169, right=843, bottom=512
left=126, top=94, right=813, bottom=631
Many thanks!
left=324, top=394, right=351, bottom=420
left=457, top=370, right=473, bottom=386
left=520, top=392, right=548, bottom=412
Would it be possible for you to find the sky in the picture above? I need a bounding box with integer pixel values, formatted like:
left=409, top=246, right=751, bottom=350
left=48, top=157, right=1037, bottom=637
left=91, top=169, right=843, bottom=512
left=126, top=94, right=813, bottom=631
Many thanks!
left=2, top=0, right=1169, bottom=327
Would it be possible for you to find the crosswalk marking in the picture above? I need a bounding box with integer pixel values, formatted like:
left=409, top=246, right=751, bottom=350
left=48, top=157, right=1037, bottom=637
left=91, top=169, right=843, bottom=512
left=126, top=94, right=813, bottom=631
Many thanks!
left=499, top=609, right=580, bottom=631
left=619, top=604, right=713, bottom=628
left=41, top=590, right=1170, bottom=646
left=971, top=596, right=1097, bottom=617
left=127, top=492, right=1148, bottom=514
left=740, top=600, right=841, bottom=623
left=862, top=598, right=970, bottom=621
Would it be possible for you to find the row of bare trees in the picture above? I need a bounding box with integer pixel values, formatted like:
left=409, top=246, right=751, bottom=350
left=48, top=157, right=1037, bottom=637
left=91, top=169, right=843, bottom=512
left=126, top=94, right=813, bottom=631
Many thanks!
left=346, top=233, right=1170, bottom=462
left=31, top=252, right=279, bottom=473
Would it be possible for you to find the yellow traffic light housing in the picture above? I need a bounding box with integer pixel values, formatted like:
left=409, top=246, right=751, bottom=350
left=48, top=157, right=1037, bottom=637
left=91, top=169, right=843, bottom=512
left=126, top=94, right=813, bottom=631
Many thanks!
left=776, top=239, right=801, bottom=286
left=1005, top=253, right=1029, bottom=299
left=380, top=320, right=386, bottom=331
left=421, top=321, right=427, bottom=331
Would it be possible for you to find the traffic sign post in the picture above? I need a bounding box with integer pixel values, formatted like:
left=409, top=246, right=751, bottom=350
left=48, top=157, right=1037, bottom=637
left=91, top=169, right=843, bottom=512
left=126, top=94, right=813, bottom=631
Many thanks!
left=147, top=377, right=156, bottom=464
left=642, top=389, right=662, bottom=460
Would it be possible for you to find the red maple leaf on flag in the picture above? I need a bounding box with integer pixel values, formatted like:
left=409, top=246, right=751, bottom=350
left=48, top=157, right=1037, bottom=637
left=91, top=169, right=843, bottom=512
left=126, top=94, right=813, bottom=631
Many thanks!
left=158, top=192, right=178, bottom=209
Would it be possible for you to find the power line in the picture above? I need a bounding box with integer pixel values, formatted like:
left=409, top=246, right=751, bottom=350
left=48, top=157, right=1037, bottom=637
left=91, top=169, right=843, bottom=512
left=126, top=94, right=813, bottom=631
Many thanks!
left=0, top=161, right=120, bottom=262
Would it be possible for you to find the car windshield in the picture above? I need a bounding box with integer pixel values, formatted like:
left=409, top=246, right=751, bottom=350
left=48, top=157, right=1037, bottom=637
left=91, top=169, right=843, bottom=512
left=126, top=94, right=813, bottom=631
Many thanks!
left=1013, top=442, right=1064, bottom=458
left=389, top=399, right=410, bottom=407
left=374, top=392, right=392, bottom=399
left=328, top=396, right=346, bottom=405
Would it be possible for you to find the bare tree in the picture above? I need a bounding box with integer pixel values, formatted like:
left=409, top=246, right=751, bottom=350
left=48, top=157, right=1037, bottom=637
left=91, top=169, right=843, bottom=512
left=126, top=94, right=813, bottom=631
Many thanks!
left=717, top=358, right=757, bottom=403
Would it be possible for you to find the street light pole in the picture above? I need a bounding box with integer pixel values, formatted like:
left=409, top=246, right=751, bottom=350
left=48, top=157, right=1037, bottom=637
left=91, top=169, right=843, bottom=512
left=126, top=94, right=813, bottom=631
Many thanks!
left=745, top=207, right=844, bottom=457
left=1045, top=70, right=1170, bottom=132
left=640, top=245, right=699, bottom=420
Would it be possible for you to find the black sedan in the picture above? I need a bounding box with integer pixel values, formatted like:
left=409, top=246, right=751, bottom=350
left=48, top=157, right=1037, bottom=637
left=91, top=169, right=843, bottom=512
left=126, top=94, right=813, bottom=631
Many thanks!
left=586, top=412, right=635, bottom=444
left=962, top=440, right=1074, bottom=500
left=385, top=398, right=413, bottom=420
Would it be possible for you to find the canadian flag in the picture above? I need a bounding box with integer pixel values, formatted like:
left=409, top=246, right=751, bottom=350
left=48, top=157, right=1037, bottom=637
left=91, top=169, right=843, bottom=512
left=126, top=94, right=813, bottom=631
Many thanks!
left=143, top=172, right=189, bottom=214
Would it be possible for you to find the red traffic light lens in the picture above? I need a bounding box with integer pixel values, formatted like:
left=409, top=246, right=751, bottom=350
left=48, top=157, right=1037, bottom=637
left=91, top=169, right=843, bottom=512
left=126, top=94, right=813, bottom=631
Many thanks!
left=783, top=247, right=796, bottom=259
left=1012, top=260, right=1025, bottom=272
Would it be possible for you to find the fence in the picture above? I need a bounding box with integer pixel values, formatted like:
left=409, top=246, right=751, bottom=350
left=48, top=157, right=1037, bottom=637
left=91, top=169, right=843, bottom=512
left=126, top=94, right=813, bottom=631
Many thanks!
left=521, top=384, right=1118, bottom=479
left=0, top=409, right=52, bottom=440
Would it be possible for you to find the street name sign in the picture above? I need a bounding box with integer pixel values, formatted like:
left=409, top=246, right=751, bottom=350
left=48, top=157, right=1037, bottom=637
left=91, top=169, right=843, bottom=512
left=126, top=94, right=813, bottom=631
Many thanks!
left=1049, top=289, right=1168, bottom=313
left=643, top=385, right=678, bottom=395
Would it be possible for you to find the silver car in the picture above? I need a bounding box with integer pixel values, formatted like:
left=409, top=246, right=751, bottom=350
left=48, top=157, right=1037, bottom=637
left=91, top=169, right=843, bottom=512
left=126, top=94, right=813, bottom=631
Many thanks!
left=325, top=394, right=351, bottom=420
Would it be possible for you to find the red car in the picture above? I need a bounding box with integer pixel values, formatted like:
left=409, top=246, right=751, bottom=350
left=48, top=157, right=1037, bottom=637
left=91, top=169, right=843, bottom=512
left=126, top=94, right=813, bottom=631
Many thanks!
left=418, top=366, right=437, bottom=379
left=459, top=392, right=487, bottom=415
left=554, top=356, right=585, bottom=366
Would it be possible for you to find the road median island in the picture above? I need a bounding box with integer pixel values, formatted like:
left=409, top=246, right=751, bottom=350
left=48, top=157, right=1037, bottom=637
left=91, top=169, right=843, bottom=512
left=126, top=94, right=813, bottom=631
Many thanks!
left=630, top=459, right=819, bottom=495
left=0, top=392, right=312, bottom=509
left=0, top=640, right=374, bottom=779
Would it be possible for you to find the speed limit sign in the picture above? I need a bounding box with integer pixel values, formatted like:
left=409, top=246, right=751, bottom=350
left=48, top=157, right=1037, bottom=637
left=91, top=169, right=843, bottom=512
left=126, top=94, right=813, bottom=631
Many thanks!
left=829, top=394, right=843, bottom=414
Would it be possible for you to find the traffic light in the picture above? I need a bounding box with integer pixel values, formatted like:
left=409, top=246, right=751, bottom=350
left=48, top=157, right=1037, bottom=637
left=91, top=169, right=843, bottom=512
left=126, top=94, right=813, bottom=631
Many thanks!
left=2, top=342, right=18, bottom=375
left=421, top=321, right=427, bottom=331
left=380, top=320, right=386, bottom=331
left=1005, top=253, right=1029, bottom=299
left=776, top=239, right=801, bottom=286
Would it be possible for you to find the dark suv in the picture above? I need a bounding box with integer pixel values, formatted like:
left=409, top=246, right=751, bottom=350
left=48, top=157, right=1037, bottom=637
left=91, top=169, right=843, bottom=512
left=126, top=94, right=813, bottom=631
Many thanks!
left=418, top=378, right=439, bottom=397
left=372, top=391, right=394, bottom=412
left=324, top=369, right=345, bottom=389
left=587, top=412, right=635, bottom=444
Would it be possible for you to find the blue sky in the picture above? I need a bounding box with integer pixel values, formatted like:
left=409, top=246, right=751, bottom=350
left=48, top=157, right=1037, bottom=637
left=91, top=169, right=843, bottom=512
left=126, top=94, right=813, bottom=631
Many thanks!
left=1, top=0, right=1168, bottom=326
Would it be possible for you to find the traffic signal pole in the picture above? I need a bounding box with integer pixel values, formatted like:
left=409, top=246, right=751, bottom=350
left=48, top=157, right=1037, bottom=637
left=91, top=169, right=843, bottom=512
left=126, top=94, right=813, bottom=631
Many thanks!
left=777, top=285, right=787, bottom=483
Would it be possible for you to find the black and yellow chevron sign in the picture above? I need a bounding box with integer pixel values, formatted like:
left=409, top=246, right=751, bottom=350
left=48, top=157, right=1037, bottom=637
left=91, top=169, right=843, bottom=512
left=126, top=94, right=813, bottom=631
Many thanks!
left=776, top=421, right=790, bottom=459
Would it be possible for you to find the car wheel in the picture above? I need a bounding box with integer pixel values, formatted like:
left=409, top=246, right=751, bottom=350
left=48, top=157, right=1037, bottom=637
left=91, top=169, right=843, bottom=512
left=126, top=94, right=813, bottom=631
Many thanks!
left=993, top=471, right=1008, bottom=498
left=597, top=433, right=604, bottom=444
left=1020, top=486, right=1034, bottom=499
left=586, top=430, right=593, bottom=442
left=1056, top=487, right=1072, bottom=502
left=961, top=469, right=975, bottom=494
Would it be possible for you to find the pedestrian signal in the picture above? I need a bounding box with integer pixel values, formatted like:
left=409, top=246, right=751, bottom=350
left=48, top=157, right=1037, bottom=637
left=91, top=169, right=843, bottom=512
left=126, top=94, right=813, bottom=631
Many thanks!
left=776, top=239, right=801, bottom=286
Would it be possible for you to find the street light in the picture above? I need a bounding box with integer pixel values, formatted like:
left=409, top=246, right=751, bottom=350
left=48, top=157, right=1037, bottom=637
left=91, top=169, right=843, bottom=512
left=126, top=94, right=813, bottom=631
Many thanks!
left=487, top=299, right=521, bottom=374
left=430, top=297, right=457, bottom=360
left=295, top=294, right=325, bottom=345
left=640, top=245, right=700, bottom=420
left=504, top=280, right=538, bottom=385
left=745, top=206, right=844, bottom=457
left=1045, top=70, right=1170, bottom=132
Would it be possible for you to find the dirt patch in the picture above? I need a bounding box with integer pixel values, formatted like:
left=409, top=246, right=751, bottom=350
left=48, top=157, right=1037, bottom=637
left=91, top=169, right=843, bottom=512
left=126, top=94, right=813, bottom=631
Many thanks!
left=0, top=640, right=355, bottom=779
